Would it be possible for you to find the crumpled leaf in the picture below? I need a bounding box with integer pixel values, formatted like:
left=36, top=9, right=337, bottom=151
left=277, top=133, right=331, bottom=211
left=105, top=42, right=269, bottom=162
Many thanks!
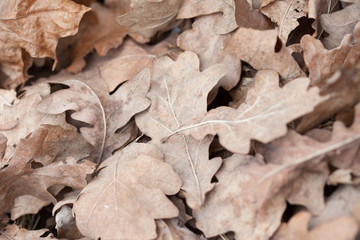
left=136, top=51, right=226, bottom=209
left=66, top=1, right=130, bottom=73
left=0, top=127, right=95, bottom=214
left=226, top=28, right=304, bottom=81
left=37, top=68, right=151, bottom=162
left=177, top=15, right=241, bottom=92
left=73, top=143, right=182, bottom=240
left=0, top=0, right=90, bottom=88
left=272, top=211, right=358, bottom=240
left=55, top=205, right=82, bottom=239
left=177, top=0, right=237, bottom=34
left=116, top=0, right=182, bottom=42
left=193, top=154, right=292, bottom=239
left=260, top=0, right=307, bottom=42
left=175, top=70, right=324, bottom=154
left=320, top=3, right=360, bottom=49
left=0, top=225, right=55, bottom=240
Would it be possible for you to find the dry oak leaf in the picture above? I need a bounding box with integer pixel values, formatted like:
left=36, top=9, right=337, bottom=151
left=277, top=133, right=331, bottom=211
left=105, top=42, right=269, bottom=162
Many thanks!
left=193, top=154, right=294, bottom=239
left=0, top=0, right=89, bottom=88
left=37, top=68, right=150, bottom=162
left=0, top=225, right=56, bottom=240
left=272, top=211, right=358, bottom=240
left=177, top=15, right=241, bottom=92
left=307, top=0, right=338, bottom=34
left=260, top=0, right=307, bottom=43
left=0, top=128, right=95, bottom=214
left=320, top=3, right=360, bottom=49
left=66, top=1, right=130, bottom=73
left=73, top=143, right=181, bottom=240
left=301, top=34, right=353, bottom=87
left=0, top=83, right=70, bottom=164
left=156, top=220, right=204, bottom=240
left=116, top=0, right=182, bottom=42
left=135, top=51, right=226, bottom=209
left=177, top=0, right=237, bottom=34
left=226, top=28, right=304, bottom=81
left=174, top=70, right=324, bottom=154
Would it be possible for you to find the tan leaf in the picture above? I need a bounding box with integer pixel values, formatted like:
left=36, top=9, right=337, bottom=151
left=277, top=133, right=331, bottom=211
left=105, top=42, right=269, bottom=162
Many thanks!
left=0, top=128, right=95, bottom=214
left=55, top=205, right=82, bottom=239
left=66, top=1, right=130, bottom=73
left=226, top=28, right=304, bottom=81
left=308, top=0, right=338, bottom=34
left=174, top=70, right=323, bottom=154
left=193, top=154, right=292, bottom=239
left=135, top=51, right=226, bottom=209
left=0, top=225, right=55, bottom=240
left=0, top=0, right=89, bottom=88
left=320, top=3, right=360, bottom=49
left=116, top=0, right=182, bottom=41
left=300, top=34, right=353, bottom=87
left=177, top=0, right=237, bottom=34
left=260, top=0, right=308, bottom=42
left=156, top=219, right=204, bottom=240
left=235, top=0, right=275, bottom=30
left=272, top=211, right=358, bottom=240
left=11, top=195, right=50, bottom=221
left=177, top=15, right=241, bottom=92
left=73, top=143, right=182, bottom=240
left=37, top=68, right=151, bottom=162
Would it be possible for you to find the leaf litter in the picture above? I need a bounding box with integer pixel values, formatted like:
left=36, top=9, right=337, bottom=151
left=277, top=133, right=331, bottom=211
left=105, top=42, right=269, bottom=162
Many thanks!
left=0, top=0, right=360, bottom=239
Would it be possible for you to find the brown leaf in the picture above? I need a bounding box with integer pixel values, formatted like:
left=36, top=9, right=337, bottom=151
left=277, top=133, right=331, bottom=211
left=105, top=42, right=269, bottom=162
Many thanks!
left=177, top=15, right=241, bottom=92
left=226, top=28, right=304, bottom=81
left=156, top=219, right=204, bottom=240
left=177, top=0, right=237, bottom=34
left=272, top=211, right=358, bottom=240
left=66, top=1, right=130, bottom=73
left=260, top=0, right=307, bottom=42
left=55, top=205, right=82, bottom=239
left=0, top=225, right=55, bottom=240
left=235, top=0, right=275, bottom=30
left=193, top=154, right=292, bottom=239
left=0, top=128, right=95, bottom=214
left=174, top=70, right=323, bottom=154
left=73, top=143, right=182, bottom=240
left=320, top=3, right=360, bottom=49
left=0, top=0, right=89, bottom=88
left=135, top=51, right=226, bottom=209
left=37, top=68, right=151, bottom=162
left=116, top=0, right=182, bottom=42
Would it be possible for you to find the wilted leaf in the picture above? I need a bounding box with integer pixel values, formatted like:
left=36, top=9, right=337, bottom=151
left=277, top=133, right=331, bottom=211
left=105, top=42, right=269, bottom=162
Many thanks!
left=226, top=28, right=304, bottom=81
left=116, top=0, right=182, bottom=42
left=177, top=0, right=237, bottom=34
left=235, top=0, right=274, bottom=30
left=37, top=68, right=151, bottom=162
left=0, top=225, right=55, bottom=240
left=136, top=51, right=226, bottom=209
left=0, top=0, right=89, bottom=88
left=73, top=143, right=182, bottom=240
left=175, top=70, right=323, bottom=154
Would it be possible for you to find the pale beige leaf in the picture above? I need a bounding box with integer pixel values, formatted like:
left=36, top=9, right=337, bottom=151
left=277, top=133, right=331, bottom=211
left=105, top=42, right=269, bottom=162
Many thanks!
left=226, top=28, right=304, bottom=81
left=73, top=143, right=182, bottom=240
left=260, top=0, right=307, bottom=42
left=175, top=70, right=323, bottom=154
left=136, top=51, right=226, bottom=209
left=156, top=219, right=204, bottom=240
left=177, top=15, right=241, bottom=92
left=0, top=225, right=55, bottom=240
left=116, top=0, right=182, bottom=41
left=37, top=68, right=151, bottom=162
left=177, top=0, right=237, bottom=34
left=0, top=0, right=89, bottom=88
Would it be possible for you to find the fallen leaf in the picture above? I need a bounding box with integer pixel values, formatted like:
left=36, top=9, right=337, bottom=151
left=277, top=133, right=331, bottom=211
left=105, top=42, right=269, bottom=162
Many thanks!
left=156, top=219, right=204, bottom=240
left=55, top=205, right=82, bottom=239
left=37, top=68, right=151, bottom=162
left=177, top=15, right=241, bottom=92
left=0, top=224, right=55, bottom=240
left=0, top=0, right=89, bottom=88
left=177, top=0, right=237, bottom=34
left=320, top=3, right=360, bottom=49
left=135, top=51, right=226, bottom=209
left=175, top=70, right=323, bottom=154
left=73, top=143, right=182, bottom=240
left=0, top=128, right=95, bottom=214
left=226, top=28, right=304, bottom=81
left=272, top=211, right=358, bottom=240
left=116, top=0, right=182, bottom=42
left=260, top=0, right=307, bottom=42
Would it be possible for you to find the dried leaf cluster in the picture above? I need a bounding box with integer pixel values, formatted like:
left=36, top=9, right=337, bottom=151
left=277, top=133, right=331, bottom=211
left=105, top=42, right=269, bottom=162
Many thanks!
left=0, top=0, right=360, bottom=239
